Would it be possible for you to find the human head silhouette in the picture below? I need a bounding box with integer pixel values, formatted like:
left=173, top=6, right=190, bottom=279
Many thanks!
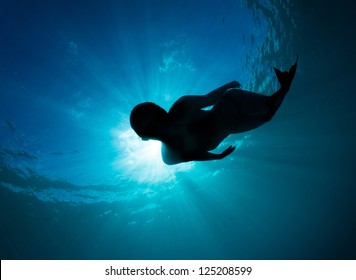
left=130, top=102, right=168, bottom=140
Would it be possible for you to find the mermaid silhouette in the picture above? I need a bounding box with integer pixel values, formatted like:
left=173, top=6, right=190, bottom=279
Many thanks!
left=130, top=58, right=298, bottom=165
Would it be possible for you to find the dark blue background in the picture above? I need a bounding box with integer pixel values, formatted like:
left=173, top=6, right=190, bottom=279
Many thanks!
left=0, top=0, right=355, bottom=259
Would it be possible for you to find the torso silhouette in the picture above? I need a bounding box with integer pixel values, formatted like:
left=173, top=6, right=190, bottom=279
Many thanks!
left=166, top=98, right=227, bottom=153
left=162, top=87, right=271, bottom=164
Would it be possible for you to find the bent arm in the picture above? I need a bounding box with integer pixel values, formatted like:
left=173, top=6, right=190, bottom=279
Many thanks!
left=185, top=146, right=236, bottom=163
left=162, top=144, right=235, bottom=165
left=201, top=81, right=241, bottom=107
left=171, top=81, right=241, bottom=111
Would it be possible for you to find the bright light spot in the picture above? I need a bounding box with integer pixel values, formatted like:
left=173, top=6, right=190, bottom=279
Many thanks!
left=111, top=123, right=193, bottom=185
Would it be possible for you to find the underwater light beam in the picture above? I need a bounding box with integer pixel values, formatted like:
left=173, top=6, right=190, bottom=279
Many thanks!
left=111, top=123, right=193, bottom=185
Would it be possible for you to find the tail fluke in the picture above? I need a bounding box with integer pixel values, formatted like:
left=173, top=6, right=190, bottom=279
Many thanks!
left=274, top=56, right=298, bottom=90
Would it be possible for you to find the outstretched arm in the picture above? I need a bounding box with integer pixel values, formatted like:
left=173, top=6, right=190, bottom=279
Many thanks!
left=170, top=81, right=241, bottom=111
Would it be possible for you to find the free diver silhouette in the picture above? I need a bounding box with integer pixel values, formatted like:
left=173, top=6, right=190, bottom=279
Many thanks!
left=130, top=57, right=298, bottom=165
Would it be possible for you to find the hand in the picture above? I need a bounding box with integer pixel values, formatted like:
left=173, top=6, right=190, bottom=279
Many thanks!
left=217, top=145, right=236, bottom=159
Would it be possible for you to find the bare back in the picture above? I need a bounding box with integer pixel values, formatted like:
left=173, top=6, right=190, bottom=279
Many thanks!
left=166, top=100, right=227, bottom=151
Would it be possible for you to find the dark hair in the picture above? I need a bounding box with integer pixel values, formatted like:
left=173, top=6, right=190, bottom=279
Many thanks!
left=130, top=102, right=167, bottom=139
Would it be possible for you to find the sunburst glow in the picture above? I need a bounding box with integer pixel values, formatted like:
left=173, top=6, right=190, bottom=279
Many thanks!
left=111, top=122, right=194, bottom=185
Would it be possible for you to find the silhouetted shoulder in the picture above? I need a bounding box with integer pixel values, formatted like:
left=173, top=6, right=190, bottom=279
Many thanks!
left=168, top=96, right=195, bottom=117
left=161, top=143, right=185, bottom=165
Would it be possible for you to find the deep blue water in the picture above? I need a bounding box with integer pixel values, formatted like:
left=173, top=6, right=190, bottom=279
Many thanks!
left=0, top=0, right=355, bottom=259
